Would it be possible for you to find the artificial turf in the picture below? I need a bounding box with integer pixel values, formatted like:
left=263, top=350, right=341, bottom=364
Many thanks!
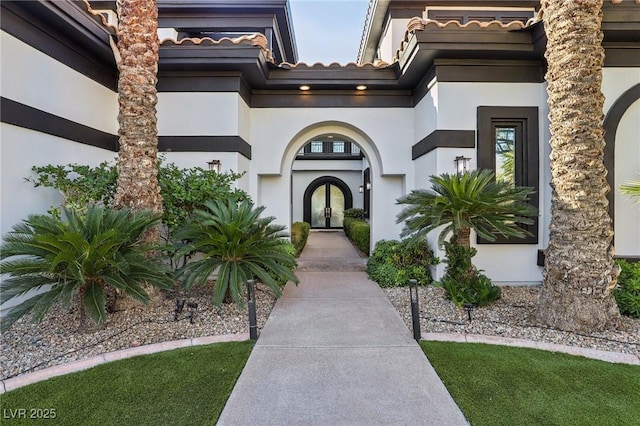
left=420, top=341, right=640, bottom=426
left=1, top=341, right=253, bottom=426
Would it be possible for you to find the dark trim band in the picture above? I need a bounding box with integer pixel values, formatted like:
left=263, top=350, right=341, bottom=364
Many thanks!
left=159, top=136, right=252, bottom=159
left=1, top=97, right=252, bottom=158
left=1, top=97, right=118, bottom=151
left=412, top=130, right=475, bottom=160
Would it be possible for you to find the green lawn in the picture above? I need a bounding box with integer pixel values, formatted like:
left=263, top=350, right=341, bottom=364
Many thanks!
left=1, top=341, right=253, bottom=426
left=421, top=341, right=640, bottom=426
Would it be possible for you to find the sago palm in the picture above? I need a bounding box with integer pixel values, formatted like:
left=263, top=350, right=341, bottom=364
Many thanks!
left=396, top=169, right=538, bottom=247
left=0, top=207, right=173, bottom=332
left=620, top=177, right=640, bottom=203
left=175, top=198, right=299, bottom=307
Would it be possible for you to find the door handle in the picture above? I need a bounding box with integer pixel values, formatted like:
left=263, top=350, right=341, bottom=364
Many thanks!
left=324, top=207, right=332, bottom=218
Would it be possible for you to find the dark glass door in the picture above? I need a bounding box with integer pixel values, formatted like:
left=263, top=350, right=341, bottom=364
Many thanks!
left=310, top=183, right=345, bottom=228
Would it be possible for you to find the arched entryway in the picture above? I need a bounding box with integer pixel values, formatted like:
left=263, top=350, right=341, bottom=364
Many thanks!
left=303, top=176, right=353, bottom=229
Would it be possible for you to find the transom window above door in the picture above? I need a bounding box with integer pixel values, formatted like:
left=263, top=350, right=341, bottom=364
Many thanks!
left=297, top=135, right=362, bottom=159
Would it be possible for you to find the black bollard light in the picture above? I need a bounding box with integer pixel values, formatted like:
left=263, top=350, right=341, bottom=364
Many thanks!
left=174, top=299, right=185, bottom=321
left=463, top=302, right=474, bottom=322
left=247, top=279, right=258, bottom=341
left=409, top=279, right=421, bottom=341
left=187, top=301, right=198, bottom=324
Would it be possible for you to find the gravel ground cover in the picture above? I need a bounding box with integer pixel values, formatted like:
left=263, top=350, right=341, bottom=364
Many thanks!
left=0, top=282, right=276, bottom=380
left=2, top=282, right=638, bottom=381
left=385, top=285, right=640, bottom=356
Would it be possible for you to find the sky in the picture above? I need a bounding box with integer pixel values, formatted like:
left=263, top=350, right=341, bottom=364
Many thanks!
left=289, top=0, right=370, bottom=64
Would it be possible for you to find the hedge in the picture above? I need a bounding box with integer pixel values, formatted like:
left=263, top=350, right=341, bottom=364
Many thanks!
left=343, top=217, right=370, bottom=255
left=291, top=221, right=310, bottom=257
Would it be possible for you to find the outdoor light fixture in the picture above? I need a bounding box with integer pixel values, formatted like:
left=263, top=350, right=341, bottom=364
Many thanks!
left=187, top=301, right=198, bottom=324
left=463, top=302, right=474, bottom=322
left=359, top=185, right=364, bottom=193
left=356, top=85, right=367, bottom=91
left=299, top=85, right=310, bottom=91
left=409, top=279, right=421, bottom=341
left=174, top=299, right=185, bottom=321
left=366, top=182, right=371, bottom=190
left=454, top=155, right=471, bottom=175
left=247, top=279, right=258, bottom=341
left=207, top=159, right=221, bottom=173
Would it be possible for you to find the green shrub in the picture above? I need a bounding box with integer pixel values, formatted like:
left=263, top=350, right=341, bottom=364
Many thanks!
left=0, top=207, right=173, bottom=332
left=439, top=241, right=501, bottom=307
left=291, top=221, right=310, bottom=256
left=344, top=208, right=365, bottom=219
left=174, top=198, right=298, bottom=307
left=343, top=217, right=370, bottom=255
left=614, top=259, right=640, bottom=318
left=367, top=239, right=437, bottom=287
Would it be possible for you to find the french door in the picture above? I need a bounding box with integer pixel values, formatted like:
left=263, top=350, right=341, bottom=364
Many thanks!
left=310, top=183, right=345, bottom=228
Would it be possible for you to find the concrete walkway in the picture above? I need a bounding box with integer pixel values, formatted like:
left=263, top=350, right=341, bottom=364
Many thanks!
left=218, top=231, right=468, bottom=425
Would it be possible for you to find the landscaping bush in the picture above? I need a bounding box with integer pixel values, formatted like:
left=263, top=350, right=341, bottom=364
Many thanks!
left=174, top=198, right=298, bottom=308
left=439, top=241, right=501, bottom=307
left=343, top=217, right=370, bottom=255
left=0, top=206, right=173, bottom=332
left=614, top=259, right=640, bottom=318
left=291, top=221, right=310, bottom=256
left=344, top=208, right=365, bottom=220
left=367, top=239, right=437, bottom=287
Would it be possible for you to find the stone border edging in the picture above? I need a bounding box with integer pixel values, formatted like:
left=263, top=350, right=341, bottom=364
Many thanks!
left=422, top=333, right=640, bottom=365
left=0, top=332, right=250, bottom=394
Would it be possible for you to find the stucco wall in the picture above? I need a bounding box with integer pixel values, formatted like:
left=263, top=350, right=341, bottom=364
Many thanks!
left=602, top=69, right=640, bottom=258
left=157, top=92, right=242, bottom=136
left=0, top=31, right=117, bottom=235
left=377, top=18, right=411, bottom=64
left=1, top=124, right=112, bottom=235
left=249, top=108, right=413, bottom=243
left=1, top=32, right=117, bottom=133
left=613, top=99, right=640, bottom=256
left=418, top=82, right=548, bottom=283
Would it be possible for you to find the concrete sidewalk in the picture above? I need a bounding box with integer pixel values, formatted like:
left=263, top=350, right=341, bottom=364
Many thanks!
left=218, top=231, right=468, bottom=425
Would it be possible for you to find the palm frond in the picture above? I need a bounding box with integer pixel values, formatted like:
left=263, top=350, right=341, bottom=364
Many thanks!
left=0, top=206, right=166, bottom=331
left=397, top=169, right=538, bottom=245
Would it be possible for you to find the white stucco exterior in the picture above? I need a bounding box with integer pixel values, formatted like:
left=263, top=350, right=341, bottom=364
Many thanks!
left=1, top=3, right=639, bottom=289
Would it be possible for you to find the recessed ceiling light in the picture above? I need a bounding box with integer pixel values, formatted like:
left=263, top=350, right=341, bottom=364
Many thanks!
left=356, top=85, right=367, bottom=91
left=328, top=135, right=334, bottom=139
left=299, top=85, right=310, bottom=91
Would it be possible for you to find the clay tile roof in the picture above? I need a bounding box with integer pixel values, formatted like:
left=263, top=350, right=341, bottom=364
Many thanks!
left=277, top=61, right=390, bottom=70
left=82, top=1, right=273, bottom=61
left=82, top=0, right=117, bottom=35
left=161, top=34, right=273, bottom=62
left=395, top=16, right=530, bottom=62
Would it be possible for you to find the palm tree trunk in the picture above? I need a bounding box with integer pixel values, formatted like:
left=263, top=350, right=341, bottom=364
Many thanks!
left=456, top=226, right=471, bottom=248
left=112, top=0, right=164, bottom=307
left=536, top=0, right=620, bottom=333
left=113, top=0, right=163, bottom=225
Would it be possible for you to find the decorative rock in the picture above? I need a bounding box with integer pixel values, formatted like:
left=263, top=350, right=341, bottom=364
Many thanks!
left=384, top=286, right=639, bottom=356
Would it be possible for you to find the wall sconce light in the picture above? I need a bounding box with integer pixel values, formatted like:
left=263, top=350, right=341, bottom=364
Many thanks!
left=454, top=156, right=471, bottom=175
left=207, top=160, right=221, bottom=173
left=366, top=182, right=371, bottom=190
left=359, top=185, right=364, bottom=193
